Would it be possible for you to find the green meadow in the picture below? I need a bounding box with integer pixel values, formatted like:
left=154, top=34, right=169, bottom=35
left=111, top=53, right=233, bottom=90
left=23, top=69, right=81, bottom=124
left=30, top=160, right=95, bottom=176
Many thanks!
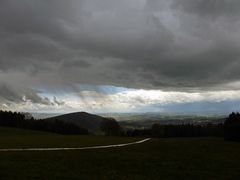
left=1, top=127, right=240, bottom=180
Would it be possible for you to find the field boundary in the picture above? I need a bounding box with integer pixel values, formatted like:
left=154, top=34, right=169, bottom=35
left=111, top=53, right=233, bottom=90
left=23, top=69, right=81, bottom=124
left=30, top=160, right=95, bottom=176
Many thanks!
left=0, top=138, right=151, bottom=152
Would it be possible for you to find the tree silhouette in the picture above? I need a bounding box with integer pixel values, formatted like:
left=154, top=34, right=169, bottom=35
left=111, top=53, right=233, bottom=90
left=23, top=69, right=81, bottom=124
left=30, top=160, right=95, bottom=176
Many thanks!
left=224, top=112, right=240, bottom=141
left=100, top=118, right=121, bottom=136
left=0, top=110, right=88, bottom=135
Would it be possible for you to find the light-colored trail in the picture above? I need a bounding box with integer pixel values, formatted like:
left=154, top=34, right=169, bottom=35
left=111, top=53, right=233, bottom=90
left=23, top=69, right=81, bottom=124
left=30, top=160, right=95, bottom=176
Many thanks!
left=0, top=138, right=151, bottom=152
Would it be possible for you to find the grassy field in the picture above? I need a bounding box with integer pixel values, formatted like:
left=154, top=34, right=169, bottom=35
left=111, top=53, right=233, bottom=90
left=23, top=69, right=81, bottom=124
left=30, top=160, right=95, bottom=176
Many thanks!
left=0, top=127, right=141, bottom=148
left=1, top=127, right=240, bottom=179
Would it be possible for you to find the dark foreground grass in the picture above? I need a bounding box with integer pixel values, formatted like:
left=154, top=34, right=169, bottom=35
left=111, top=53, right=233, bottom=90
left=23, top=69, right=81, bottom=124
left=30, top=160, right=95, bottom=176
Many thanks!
left=0, top=127, right=141, bottom=148
left=1, top=127, right=240, bottom=179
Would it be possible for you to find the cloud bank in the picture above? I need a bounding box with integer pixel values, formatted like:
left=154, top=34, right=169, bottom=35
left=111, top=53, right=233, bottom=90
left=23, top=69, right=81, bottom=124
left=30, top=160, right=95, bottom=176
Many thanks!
left=1, top=0, right=240, bottom=113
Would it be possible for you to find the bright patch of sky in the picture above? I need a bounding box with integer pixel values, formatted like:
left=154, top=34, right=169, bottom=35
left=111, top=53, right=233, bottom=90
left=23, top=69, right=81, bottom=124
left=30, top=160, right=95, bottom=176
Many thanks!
left=8, top=85, right=240, bottom=115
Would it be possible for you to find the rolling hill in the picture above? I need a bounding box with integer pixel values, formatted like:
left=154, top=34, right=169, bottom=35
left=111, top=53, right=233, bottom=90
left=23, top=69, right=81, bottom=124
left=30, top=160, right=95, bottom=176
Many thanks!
left=45, top=112, right=108, bottom=133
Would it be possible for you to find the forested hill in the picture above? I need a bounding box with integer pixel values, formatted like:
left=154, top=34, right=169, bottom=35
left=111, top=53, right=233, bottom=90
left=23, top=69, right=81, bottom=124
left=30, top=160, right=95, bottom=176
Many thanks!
left=0, top=110, right=88, bottom=135
left=45, top=112, right=109, bottom=132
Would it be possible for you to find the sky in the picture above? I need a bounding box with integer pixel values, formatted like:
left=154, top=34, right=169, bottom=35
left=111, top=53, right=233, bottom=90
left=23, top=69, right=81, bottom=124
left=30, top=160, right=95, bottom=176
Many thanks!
left=1, top=0, right=240, bottom=114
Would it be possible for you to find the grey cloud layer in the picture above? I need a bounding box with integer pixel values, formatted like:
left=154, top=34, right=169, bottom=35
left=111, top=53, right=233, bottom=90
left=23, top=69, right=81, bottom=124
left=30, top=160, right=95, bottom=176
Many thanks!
left=0, top=83, right=52, bottom=105
left=1, top=0, right=240, bottom=100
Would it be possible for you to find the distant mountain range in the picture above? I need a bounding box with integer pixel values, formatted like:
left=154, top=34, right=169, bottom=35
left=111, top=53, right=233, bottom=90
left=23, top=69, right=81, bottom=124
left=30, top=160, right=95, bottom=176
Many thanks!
left=44, top=112, right=109, bottom=133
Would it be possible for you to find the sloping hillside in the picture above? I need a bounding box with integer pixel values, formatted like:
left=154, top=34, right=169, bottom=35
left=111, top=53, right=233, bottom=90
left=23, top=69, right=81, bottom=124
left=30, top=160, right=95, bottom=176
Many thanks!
left=45, top=112, right=107, bottom=132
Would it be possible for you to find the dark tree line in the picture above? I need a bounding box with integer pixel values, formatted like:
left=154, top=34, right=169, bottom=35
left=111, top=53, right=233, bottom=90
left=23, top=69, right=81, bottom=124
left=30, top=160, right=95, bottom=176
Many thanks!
left=125, top=112, right=240, bottom=140
left=150, top=123, right=223, bottom=138
left=100, top=118, right=121, bottom=136
left=125, top=123, right=224, bottom=138
left=0, top=110, right=88, bottom=135
left=125, top=128, right=151, bottom=137
left=2, top=110, right=239, bottom=139
left=224, top=112, right=240, bottom=141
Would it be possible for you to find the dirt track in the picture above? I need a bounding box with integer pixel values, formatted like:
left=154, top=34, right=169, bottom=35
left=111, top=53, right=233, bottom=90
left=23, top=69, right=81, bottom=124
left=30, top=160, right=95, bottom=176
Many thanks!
left=0, top=138, right=151, bottom=152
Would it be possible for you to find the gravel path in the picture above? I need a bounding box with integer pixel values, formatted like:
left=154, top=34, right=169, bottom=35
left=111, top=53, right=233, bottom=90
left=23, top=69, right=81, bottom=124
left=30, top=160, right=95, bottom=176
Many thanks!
left=0, top=138, right=151, bottom=152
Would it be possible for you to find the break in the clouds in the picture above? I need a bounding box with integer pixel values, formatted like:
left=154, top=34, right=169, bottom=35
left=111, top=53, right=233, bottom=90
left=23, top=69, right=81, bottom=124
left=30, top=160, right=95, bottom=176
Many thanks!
left=1, top=0, right=240, bottom=113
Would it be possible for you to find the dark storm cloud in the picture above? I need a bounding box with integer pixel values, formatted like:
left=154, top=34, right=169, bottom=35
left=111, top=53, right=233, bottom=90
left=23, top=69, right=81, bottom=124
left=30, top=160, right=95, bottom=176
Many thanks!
left=171, top=0, right=240, bottom=19
left=24, top=89, right=53, bottom=105
left=1, top=0, right=240, bottom=101
left=0, top=83, right=52, bottom=105
left=0, top=83, right=23, bottom=102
